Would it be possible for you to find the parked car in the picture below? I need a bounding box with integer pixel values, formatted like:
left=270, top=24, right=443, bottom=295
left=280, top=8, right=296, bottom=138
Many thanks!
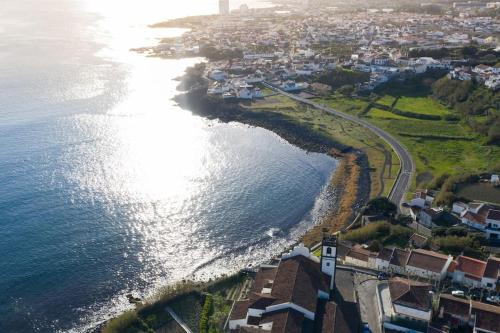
left=362, top=323, right=371, bottom=333
left=377, top=272, right=387, bottom=280
left=486, top=295, right=500, bottom=303
left=452, top=290, right=465, bottom=297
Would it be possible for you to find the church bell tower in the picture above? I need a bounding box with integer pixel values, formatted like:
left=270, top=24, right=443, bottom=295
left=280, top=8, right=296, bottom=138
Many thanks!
left=320, top=234, right=337, bottom=291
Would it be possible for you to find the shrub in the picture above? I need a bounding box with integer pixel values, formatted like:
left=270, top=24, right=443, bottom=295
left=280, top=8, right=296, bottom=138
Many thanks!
left=369, top=240, right=383, bottom=252
left=341, top=222, right=391, bottom=243
left=199, top=294, right=214, bottom=333
left=102, top=311, right=152, bottom=333
left=383, top=225, right=413, bottom=247
left=315, top=68, right=370, bottom=90
left=364, top=197, right=397, bottom=218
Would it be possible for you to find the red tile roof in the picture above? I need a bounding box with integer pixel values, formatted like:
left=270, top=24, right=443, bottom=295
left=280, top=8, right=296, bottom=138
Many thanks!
left=390, top=248, right=410, bottom=267
left=251, top=266, right=278, bottom=294
left=270, top=255, right=329, bottom=314
left=484, top=256, right=500, bottom=279
left=231, top=300, right=252, bottom=320
left=347, top=245, right=372, bottom=262
left=377, top=247, right=394, bottom=261
left=471, top=300, right=500, bottom=332
left=456, top=255, right=486, bottom=281
left=439, top=294, right=470, bottom=319
left=487, top=209, right=500, bottom=221
left=260, top=308, right=305, bottom=333
left=406, top=249, right=450, bottom=273
left=389, top=277, right=432, bottom=312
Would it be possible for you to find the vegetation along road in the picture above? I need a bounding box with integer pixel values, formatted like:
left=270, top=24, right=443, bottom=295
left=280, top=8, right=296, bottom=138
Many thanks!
left=263, top=82, right=415, bottom=207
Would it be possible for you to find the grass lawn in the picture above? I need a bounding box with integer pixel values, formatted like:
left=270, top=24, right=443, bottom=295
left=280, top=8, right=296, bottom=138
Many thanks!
left=367, top=108, right=409, bottom=120
left=312, top=95, right=370, bottom=116
left=244, top=90, right=500, bottom=197
left=367, top=116, right=500, bottom=188
left=376, top=95, right=397, bottom=107
left=395, top=96, right=451, bottom=116
left=245, top=96, right=399, bottom=198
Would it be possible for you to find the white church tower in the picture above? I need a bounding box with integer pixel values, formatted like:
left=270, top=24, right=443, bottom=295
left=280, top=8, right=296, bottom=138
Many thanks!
left=320, top=234, right=337, bottom=291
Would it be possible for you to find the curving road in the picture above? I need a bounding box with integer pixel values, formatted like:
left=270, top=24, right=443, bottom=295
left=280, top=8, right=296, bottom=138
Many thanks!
left=262, top=82, right=414, bottom=207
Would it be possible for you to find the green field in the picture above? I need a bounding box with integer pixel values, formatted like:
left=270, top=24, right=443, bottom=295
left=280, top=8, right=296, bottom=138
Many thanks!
left=456, top=183, right=500, bottom=204
left=394, top=96, right=451, bottom=116
left=368, top=115, right=499, bottom=187
left=248, top=95, right=399, bottom=198
left=312, top=95, right=369, bottom=116
left=250, top=89, right=500, bottom=195
left=367, top=108, right=409, bottom=120
left=376, top=95, right=397, bottom=107
left=309, top=93, right=500, bottom=191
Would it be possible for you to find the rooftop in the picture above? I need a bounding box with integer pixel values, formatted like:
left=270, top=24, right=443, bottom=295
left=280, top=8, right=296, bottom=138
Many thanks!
left=388, top=277, right=432, bottom=312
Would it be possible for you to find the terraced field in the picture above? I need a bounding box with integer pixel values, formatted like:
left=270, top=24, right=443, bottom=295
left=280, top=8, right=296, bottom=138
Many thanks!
left=249, top=95, right=399, bottom=198
left=394, top=96, right=451, bottom=116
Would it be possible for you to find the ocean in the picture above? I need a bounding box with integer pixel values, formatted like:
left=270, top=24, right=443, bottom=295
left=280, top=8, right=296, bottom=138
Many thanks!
left=0, top=1, right=337, bottom=332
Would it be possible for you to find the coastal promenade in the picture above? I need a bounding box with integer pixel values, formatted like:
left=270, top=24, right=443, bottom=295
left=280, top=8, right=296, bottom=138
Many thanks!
left=262, top=82, right=415, bottom=207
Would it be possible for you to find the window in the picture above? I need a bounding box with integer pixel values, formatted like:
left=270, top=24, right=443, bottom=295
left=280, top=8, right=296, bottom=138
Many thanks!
left=326, top=262, right=330, bottom=266
left=487, top=283, right=493, bottom=287
left=326, top=247, right=332, bottom=255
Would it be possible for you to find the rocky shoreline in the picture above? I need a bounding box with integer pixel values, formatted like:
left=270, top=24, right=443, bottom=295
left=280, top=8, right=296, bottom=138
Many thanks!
left=174, top=66, right=370, bottom=245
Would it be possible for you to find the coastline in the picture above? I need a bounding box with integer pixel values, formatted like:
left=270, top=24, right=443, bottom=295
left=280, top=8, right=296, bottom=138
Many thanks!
left=173, top=65, right=370, bottom=246
left=100, top=64, right=370, bottom=332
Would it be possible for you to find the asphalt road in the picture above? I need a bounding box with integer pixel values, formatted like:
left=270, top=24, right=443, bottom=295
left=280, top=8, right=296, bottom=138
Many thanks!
left=263, top=83, right=415, bottom=206
left=355, top=273, right=382, bottom=333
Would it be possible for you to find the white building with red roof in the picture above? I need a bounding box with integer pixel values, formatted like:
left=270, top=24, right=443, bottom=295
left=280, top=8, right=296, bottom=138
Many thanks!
left=452, top=255, right=487, bottom=288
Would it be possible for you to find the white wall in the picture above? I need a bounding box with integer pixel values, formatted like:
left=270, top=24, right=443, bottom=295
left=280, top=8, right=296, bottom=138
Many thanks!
left=419, top=211, right=433, bottom=227
left=345, top=256, right=369, bottom=268
left=318, top=290, right=330, bottom=300
left=248, top=308, right=264, bottom=317
left=229, top=318, right=247, bottom=330
left=265, top=302, right=315, bottom=321
left=410, top=198, right=426, bottom=209
left=406, top=265, right=442, bottom=281
left=481, top=276, right=497, bottom=290
left=376, top=259, right=390, bottom=271
left=389, top=264, right=406, bottom=275
left=394, top=304, right=432, bottom=322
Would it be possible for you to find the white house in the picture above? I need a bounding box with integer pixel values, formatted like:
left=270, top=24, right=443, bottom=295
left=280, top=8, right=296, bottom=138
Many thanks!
left=237, top=88, right=253, bottom=100
left=410, top=189, right=434, bottom=209
left=387, top=278, right=433, bottom=327
left=344, top=245, right=372, bottom=269
left=375, top=248, right=394, bottom=271
left=418, top=208, right=441, bottom=228
left=461, top=203, right=488, bottom=230
left=209, top=69, right=228, bottom=81
left=389, top=248, right=410, bottom=274
left=453, top=201, right=468, bottom=215
left=485, top=210, right=500, bottom=241
left=452, top=255, right=487, bottom=288
left=405, top=249, right=453, bottom=281
left=481, top=256, right=500, bottom=290
left=438, top=294, right=500, bottom=333
left=461, top=204, right=500, bottom=240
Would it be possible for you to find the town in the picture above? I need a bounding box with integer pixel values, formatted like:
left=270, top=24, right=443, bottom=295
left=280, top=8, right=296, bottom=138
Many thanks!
left=143, top=0, right=500, bottom=97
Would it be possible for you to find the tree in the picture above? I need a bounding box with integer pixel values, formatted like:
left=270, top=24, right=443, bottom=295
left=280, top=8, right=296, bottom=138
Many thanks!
left=315, top=68, right=370, bottom=90
left=338, top=84, right=354, bottom=96
left=364, top=197, right=397, bottom=218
